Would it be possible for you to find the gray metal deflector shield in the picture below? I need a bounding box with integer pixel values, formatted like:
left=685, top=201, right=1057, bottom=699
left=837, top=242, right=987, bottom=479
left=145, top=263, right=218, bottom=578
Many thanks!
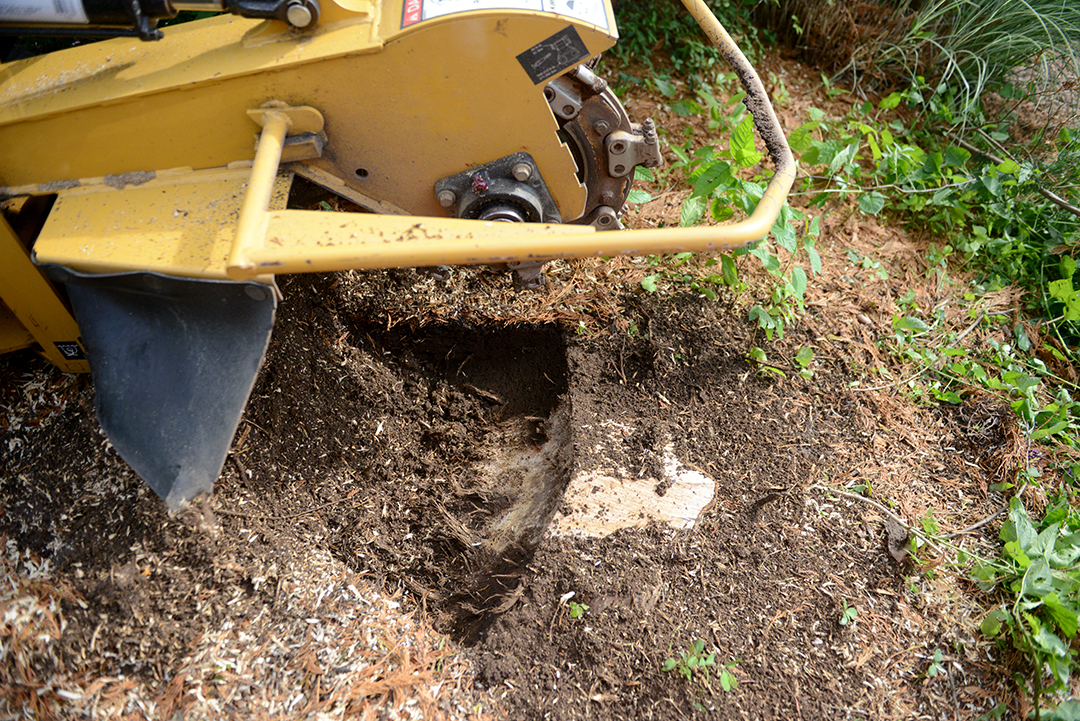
left=38, top=266, right=276, bottom=510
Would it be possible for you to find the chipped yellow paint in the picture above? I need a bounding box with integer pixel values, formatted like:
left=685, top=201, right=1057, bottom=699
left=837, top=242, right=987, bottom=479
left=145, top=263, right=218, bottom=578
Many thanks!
left=33, top=167, right=292, bottom=279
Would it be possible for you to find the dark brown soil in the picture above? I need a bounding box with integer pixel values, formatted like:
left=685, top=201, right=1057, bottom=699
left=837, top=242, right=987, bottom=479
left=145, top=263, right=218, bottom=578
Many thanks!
left=2, top=259, right=1015, bottom=719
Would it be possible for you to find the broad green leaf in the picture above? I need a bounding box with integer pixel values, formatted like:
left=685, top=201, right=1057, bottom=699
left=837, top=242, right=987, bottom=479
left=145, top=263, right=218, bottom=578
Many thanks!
left=1062, top=256, right=1077, bottom=280
left=670, top=144, right=690, bottom=165
left=772, top=222, right=797, bottom=254
left=1022, top=558, right=1054, bottom=598
left=641, top=274, right=659, bottom=292
left=790, top=266, right=807, bottom=301
left=944, top=146, right=972, bottom=167
left=1042, top=592, right=1079, bottom=638
left=858, top=192, right=887, bottom=216
left=893, top=316, right=930, bottom=333
left=879, top=92, right=903, bottom=109
left=981, top=609, right=1010, bottom=636
left=788, top=121, right=821, bottom=155
left=654, top=77, right=677, bottom=98
left=680, top=196, right=706, bottom=227
left=1044, top=700, right=1080, bottom=721
left=626, top=189, right=652, bottom=204
left=711, top=200, right=735, bottom=222
left=730, top=114, right=764, bottom=169
left=750, top=244, right=780, bottom=273
left=671, top=99, right=703, bottom=117
left=996, top=158, right=1021, bottom=175
left=693, top=161, right=734, bottom=198
left=1034, top=626, right=1069, bottom=658
left=634, top=166, right=655, bottom=182
left=720, top=254, right=738, bottom=285
left=794, top=346, right=814, bottom=368
left=866, top=133, right=881, bottom=161
left=828, top=142, right=859, bottom=174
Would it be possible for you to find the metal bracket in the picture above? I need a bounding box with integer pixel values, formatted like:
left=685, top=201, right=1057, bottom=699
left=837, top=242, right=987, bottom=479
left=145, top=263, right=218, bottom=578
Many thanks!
left=605, top=119, right=663, bottom=177
left=228, top=102, right=325, bottom=279
left=434, top=152, right=561, bottom=225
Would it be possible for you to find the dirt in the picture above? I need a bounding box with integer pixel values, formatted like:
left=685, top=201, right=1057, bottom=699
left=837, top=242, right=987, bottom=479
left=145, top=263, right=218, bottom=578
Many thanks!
left=1, top=56, right=1032, bottom=721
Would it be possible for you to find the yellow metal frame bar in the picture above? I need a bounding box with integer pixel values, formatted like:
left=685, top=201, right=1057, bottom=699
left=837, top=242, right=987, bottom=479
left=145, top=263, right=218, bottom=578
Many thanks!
left=225, top=0, right=796, bottom=280
left=0, top=216, right=88, bottom=372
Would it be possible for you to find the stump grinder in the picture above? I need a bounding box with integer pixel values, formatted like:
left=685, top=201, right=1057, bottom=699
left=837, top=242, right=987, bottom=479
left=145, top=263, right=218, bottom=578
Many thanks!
left=0, top=0, right=794, bottom=509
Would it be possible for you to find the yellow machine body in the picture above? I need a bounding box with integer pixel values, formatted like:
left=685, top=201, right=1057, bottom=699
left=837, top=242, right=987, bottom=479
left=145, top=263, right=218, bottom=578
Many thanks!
left=0, top=0, right=795, bottom=508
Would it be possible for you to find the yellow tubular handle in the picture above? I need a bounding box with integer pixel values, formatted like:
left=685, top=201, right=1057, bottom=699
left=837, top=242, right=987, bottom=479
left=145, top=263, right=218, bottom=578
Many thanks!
left=226, top=2, right=796, bottom=280
left=228, top=110, right=292, bottom=279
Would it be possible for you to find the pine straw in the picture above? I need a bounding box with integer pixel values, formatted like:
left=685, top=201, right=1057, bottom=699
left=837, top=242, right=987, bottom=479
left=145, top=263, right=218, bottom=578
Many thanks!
left=0, top=540, right=498, bottom=720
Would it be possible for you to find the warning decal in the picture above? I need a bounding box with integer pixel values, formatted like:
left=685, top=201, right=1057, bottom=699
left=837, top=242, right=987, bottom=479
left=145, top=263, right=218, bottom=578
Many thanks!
left=54, top=341, right=86, bottom=360
left=402, top=0, right=608, bottom=30
left=516, top=25, right=589, bottom=84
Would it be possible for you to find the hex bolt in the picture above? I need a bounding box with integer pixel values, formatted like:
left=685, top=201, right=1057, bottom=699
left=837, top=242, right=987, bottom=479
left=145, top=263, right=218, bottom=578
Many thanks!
left=511, top=162, right=532, bottom=182
left=437, top=189, right=457, bottom=208
left=600, top=190, right=615, bottom=204
left=594, top=120, right=611, bottom=134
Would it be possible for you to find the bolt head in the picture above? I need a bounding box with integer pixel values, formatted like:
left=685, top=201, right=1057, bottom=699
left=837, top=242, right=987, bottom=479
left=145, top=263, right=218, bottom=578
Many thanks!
left=437, top=189, right=457, bottom=208
left=594, top=120, right=611, bottom=134
left=511, top=162, right=532, bottom=182
left=286, top=2, right=313, bottom=27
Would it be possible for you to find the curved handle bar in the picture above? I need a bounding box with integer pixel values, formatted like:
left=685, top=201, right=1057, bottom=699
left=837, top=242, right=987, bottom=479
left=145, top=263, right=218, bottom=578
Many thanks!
left=228, top=1, right=797, bottom=278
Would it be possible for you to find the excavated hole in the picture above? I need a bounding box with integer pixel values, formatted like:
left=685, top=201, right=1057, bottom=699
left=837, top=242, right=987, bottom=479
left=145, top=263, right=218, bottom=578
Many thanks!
left=332, top=322, right=573, bottom=643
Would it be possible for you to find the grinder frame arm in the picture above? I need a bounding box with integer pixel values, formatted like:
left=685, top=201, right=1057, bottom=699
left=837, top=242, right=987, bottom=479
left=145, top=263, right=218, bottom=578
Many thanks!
left=0, top=0, right=319, bottom=41
left=224, top=0, right=797, bottom=279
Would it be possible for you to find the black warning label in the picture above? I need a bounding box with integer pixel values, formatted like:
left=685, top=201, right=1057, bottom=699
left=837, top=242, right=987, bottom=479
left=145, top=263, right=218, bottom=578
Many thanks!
left=516, top=26, right=589, bottom=85
left=54, top=341, right=86, bottom=360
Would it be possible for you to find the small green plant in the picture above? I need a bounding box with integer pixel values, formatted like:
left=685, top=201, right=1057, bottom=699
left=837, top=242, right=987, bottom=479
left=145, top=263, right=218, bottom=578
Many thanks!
left=839, top=599, right=858, bottom=626
left=972, top=497, right=1080, bottom=714
left=718, top=659, right=739, bottom=692
left=926, top=648, right=946, bottom=678
left=663, top=639, right=717, bottom=686
left=568, top=601, right=589, bottom=619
